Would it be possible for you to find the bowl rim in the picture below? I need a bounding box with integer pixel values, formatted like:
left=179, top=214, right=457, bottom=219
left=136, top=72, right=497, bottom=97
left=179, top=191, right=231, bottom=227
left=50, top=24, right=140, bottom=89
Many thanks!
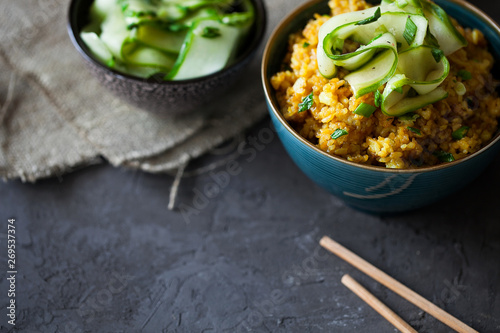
left=262, top=0, right=500, bottom=174
left=67, top=0, right=267, bottom=84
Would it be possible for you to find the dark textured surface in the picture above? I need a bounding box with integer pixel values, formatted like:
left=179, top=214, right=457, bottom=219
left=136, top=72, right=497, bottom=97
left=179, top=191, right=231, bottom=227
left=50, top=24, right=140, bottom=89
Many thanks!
left=2, top=0, right=500, bottom=332
left=2, top=117, right=500, bottom=333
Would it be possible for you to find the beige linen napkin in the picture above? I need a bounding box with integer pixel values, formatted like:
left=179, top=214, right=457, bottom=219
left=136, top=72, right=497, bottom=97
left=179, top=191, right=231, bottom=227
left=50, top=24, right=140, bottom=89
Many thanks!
left=0, top=0, right=303, bottom=182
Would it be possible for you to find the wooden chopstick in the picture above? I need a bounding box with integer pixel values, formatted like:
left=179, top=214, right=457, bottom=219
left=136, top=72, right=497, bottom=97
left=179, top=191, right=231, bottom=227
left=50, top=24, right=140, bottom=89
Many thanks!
left=320, top=236, right=478, bottom=333
left=341, top=274, right=418, bottom=333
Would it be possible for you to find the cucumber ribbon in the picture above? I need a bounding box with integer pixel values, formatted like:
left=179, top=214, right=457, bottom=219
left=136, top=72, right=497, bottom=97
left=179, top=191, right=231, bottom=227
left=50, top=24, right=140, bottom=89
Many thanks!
left=317, top=0, right=466, bottom=116
left=81, top=0, right=255, bottom=80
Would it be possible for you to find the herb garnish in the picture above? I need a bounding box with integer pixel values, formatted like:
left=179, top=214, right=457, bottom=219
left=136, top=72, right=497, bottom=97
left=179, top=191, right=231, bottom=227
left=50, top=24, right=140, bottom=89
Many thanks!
left=298, top=92, right=314, bottom=112
left=433, top=151, right=455, bottom=162
left=201, top=26, right=221, bottom=38
left=457, top=70, right=472, bottom=80
left=354, top=103, right=377, bottom=117
left=431, top=48, right=444, bottom=63
left=398, top=112, right=420, bottom=121
left=452, top=126, right=470, bottom=140
left=355, top=7, right=381, bottom=26
left=407, top=126, right=421, bottom=135
left=374, top=90, right=382, bottom=107
left=403, top=16, right=417, bottom=45
left=331, top=129, right=349, bottom=139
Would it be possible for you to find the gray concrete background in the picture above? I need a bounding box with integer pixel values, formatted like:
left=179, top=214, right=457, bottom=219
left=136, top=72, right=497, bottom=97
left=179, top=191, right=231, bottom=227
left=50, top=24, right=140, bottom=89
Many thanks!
left=2, top=0, right=500, bottom=332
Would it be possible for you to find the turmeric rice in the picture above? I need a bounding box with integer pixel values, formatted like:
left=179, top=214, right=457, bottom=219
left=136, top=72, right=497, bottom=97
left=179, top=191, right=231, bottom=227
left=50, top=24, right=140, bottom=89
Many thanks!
left=271, top=0, right=500, bottom=168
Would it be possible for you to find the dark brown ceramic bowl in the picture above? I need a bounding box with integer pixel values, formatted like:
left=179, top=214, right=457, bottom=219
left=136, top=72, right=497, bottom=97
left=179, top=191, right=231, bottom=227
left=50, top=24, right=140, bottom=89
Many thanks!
left=68, top=0, right=266, bottom=116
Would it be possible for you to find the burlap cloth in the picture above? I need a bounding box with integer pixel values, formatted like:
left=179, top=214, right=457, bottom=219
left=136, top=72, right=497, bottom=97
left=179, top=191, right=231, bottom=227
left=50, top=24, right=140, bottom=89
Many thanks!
left=0, top=0, right=303, bottom=182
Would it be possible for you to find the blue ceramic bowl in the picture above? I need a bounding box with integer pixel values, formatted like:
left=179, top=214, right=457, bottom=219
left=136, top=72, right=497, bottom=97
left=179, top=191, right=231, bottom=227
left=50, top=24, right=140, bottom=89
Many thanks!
left=262, top=0, right=500, bottom=213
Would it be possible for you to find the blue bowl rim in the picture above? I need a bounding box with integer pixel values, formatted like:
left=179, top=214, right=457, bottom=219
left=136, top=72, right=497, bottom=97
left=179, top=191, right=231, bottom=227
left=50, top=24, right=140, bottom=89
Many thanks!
left=262, top=0, right=500, bottom=174
left=68, top=0, right=267, bottom=84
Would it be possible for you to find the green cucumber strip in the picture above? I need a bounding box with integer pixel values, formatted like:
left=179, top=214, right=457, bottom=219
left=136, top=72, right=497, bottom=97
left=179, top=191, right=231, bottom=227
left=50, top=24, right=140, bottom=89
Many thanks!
left=406, top=0, right=423, bottom=8
left=421, top=0, right=467, bottom=55
left=121, top=0, right=187, bottom=24
left=80, top=32, right=114, bottom=65
left=382, top=85, right=448, bottom=116
left=381, top=0, right=423, bottom=14
left=317, top=6, right=380, bottom=78
left=424, top=26, right=440, bottom=48
left=120, top=0, right=235, bottom=28
left=171, top=7, right=221, bottom=30
left=166, top=19, right=242, bottom=80
left=80, top=0, right=253, bottom=81
left=396, top=0, right=409, bottom=8
left=355, top=7, right=381, bottom=26
left=381, top=12, right=428, bottom=47
left=397, top=45, right=450, bottom=95
left=331, top=48, right=376, bottom=71
left=221, top=0, right=254, bottom=25
left=99, top=5, right=133, bottom=61
left=90, top=0, right=116, bottom=24
left=122, top=44, right=176, bottom=70
left=318, top=9, right=427, bottom=78
left=324, top=32, right=396, bottom=71
left=171, top=0, right=233, bottom=11
left=381, top=74, right=411, bottom=111
left=136, top=25, right=187, bottom=54
left=84, top=0, right=117, bottom=33
left=345, top=46, right=398, bottom=98
left=113, top=62, right=162, bottom=78
left=326, top=12, right=428, bottom=49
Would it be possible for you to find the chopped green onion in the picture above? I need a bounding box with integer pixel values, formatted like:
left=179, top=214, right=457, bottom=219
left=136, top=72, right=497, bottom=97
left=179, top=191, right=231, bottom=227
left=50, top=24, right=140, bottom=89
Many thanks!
left=303, top=42, right=310, bottom=48
left=201, top=26, right=221, bottom=38
left=106, top=58, right=116, bottom=67
left=394, top=86, right=404, bottom=94
left=407, top=126, right=421, bottom=135
left=455, top=82, right=466, bottom=96
left=452, top=126, right=470, bottom=140
left=398, top=112, right=420, bottom=121
left=298, top=92, right=314, bottom=112
left=431, top=48, right=444, bottom=63
left=374, top=90, right=382, bottom=107
left=331, top=128, right=349, bottom=139
left=354, top=102, right=377, bottom=117
left=355, top=7, right=381, bottom=26
left=433, top=151, right=455, bottom=162
left=403, top=17, right=417, bottom=45
left=457, top=70, right=472, bottom=80
left=424, top=28, right=440, bottom=49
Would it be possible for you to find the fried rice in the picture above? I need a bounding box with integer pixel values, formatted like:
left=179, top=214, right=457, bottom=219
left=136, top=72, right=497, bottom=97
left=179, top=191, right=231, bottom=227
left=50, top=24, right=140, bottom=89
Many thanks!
left=271, top=0, right=500, bottom=168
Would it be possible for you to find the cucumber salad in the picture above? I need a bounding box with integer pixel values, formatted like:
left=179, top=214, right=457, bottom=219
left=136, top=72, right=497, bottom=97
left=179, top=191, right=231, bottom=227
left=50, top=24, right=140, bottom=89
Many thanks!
left=317, top=0, right=467, bottom=116
left=80, top=0, right=255, bottom=80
